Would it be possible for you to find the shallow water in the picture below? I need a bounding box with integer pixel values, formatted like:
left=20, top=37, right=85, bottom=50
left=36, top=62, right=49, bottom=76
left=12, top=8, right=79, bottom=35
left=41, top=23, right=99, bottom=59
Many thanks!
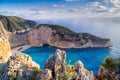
left=22, top=45, right=120, bottom=75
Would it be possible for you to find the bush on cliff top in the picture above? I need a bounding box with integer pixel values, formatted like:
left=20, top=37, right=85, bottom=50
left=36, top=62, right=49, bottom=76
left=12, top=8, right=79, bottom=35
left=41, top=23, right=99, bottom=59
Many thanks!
left=56, top=65, right=76, bottom=80
left=39, top=24, right=76, bottom=35
left=9, top=71, right=17, bottom=80
left=102, top=57, right=116, bottom=71
left=29, top=68, right=41, bottom=80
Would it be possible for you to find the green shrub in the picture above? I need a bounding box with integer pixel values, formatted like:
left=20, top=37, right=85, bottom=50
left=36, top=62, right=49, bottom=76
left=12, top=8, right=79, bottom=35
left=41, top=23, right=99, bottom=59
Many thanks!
left=32, top=68, right=41, bottom=76
left=9, top=72, right=17, bottom=80
left=102, top=57, right=116, bottom=71
left=29, top=68, right=41, bottom=80
left=56, top=65, right=76, bottom=80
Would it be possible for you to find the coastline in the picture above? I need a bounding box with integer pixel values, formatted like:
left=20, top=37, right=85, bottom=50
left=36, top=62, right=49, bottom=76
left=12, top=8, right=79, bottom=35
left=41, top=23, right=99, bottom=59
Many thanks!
left=11, top=44, right=31, bottom=56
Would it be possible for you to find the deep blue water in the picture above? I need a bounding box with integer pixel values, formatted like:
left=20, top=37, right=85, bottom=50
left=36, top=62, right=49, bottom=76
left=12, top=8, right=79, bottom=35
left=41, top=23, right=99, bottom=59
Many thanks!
left=22, top=45, right=120, bottom=76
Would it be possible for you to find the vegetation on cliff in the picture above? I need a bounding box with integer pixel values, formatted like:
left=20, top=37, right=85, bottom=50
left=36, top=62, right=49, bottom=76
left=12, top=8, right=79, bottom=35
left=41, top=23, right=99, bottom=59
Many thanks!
left=39, top=24, right=76, bottom=35
left=95, top=57, right=119, bottom=80
left=0, top=15, right=36, bottom=32
left=102, top=57, right=117, bottom=71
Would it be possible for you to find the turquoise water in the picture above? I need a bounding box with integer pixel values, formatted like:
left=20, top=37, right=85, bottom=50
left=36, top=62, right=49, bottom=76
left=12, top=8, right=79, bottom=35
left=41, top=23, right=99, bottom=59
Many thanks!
left=22, top=45, right=120, bottom=75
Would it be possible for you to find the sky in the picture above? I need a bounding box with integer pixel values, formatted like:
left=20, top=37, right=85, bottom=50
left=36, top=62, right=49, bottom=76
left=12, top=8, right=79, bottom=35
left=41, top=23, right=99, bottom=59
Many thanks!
left=0, top=0, right=120, bottom=20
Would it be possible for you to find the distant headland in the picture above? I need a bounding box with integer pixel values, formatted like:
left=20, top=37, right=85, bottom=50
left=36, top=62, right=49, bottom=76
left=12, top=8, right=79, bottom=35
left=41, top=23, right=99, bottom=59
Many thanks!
left=0, top=15, right=112, bottom=49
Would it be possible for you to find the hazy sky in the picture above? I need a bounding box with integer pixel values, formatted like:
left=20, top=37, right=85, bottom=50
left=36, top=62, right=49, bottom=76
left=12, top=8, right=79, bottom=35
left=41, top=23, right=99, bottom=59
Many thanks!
left=0, top=0, right=120, bottom=20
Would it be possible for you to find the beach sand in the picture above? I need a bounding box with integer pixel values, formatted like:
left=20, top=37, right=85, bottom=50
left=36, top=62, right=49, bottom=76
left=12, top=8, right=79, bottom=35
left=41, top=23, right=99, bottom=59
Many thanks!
left=11, top=45, right=31, bottom=56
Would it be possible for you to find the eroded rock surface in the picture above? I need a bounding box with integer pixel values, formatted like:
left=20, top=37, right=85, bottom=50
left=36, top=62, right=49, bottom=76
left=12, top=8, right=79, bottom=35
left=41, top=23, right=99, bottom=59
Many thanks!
left=95, top=66, right=118, bottom=80
left=28, top=24, right=112, bottom=48
left=38, top=69, right=52, bottom=80
left=74, top=60, right=94, bottom=80
left=0, top=38, right=11, bottom=63
left=44, top=49, right=66, bottom=77
left=0, top=53, right=39, bottom=80
left=44, top=49, right=94, bottom=80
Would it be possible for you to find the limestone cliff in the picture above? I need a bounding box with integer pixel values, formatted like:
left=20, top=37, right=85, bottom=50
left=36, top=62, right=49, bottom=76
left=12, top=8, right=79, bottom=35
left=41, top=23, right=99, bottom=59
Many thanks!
left=9, top=33, right=28, bottom=48
left=28, top=24, right=112, bottom=48
left=0, top=37, right=40, bottom=79
left=0, top=38, right=11, bottom=63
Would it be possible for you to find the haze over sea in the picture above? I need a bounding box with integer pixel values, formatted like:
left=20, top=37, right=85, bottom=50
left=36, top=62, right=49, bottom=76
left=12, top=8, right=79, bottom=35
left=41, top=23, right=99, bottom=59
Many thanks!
left=23, top=18, right=120, bottom=75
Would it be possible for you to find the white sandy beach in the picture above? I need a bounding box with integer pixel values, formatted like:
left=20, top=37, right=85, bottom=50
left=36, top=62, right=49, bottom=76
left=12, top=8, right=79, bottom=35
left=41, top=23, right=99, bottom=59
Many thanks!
left=11, top=45, right=31, bottom=56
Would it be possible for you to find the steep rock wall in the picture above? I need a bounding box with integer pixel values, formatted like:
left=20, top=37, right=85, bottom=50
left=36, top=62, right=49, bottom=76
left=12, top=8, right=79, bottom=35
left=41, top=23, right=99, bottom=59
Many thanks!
left=28, top=25, right=112, bottom=48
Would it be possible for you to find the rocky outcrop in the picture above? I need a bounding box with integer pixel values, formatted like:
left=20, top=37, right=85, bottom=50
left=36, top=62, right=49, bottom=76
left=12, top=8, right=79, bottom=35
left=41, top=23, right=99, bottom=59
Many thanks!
left=44, top=49, right=94, bottom=80
left=0, top=24, right=40, bottom=79
left=0, top=53, right=39, bottom=80
left=114, top=58, right=120, bottom=80
left=38, top=69, right=52, bottom=80
left=74, top=60, right=94, bottom=80
left=28, top=24, right=112, bottom=48
left=44, top=49, right=66, bottom=77
left=95, top=57, right=120, bottom=80
left=0, top=38, right=11, bottom=63
left=95, top=66, right=118, bottom=80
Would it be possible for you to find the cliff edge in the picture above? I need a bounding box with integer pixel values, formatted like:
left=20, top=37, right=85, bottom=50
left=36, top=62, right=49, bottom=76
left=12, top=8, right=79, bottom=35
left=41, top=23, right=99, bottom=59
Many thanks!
left=28, top=24, right=112, bottom=48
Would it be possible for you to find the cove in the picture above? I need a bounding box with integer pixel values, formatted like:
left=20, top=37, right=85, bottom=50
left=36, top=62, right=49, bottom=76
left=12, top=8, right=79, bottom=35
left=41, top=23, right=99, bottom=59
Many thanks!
left=22, top=45, right=119, bottom=75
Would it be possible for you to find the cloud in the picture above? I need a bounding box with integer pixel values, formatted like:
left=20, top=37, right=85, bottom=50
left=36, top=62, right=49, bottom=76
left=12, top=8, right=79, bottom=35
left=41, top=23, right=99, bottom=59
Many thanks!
left=67, top=8, right=79, bottom=13
left=52, top=4, right=65, bottom=8
left=88, top=2, right=108, bottom=13
left=105, top=0, right=120, bottom=7
left=29, top=8, right=45, bottom=11
left=85, top=0, right=120, bottom=14
left=0, top=11, right=15, bottom=14
left=65, top=0, right=80, bottom=2
left=18, top=0, right=120, bottom=19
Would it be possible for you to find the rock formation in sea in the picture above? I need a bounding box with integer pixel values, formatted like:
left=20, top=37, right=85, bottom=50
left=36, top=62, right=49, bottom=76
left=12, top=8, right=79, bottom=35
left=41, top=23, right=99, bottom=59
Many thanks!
left=28, top=24, right=112, bottom=48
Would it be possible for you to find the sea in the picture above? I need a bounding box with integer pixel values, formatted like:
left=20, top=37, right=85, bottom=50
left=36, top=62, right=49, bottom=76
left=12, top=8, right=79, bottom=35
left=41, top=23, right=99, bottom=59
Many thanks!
left=22, top=18, right=120, bottom=75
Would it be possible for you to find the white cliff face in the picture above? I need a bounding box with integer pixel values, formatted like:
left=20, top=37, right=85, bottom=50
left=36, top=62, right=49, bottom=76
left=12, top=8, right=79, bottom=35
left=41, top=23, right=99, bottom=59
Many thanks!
left=9, top=33, right=28, bottom=48
left=27, top=25, right=112, bottom=48
left=28, top=26, right=53, bottom=46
